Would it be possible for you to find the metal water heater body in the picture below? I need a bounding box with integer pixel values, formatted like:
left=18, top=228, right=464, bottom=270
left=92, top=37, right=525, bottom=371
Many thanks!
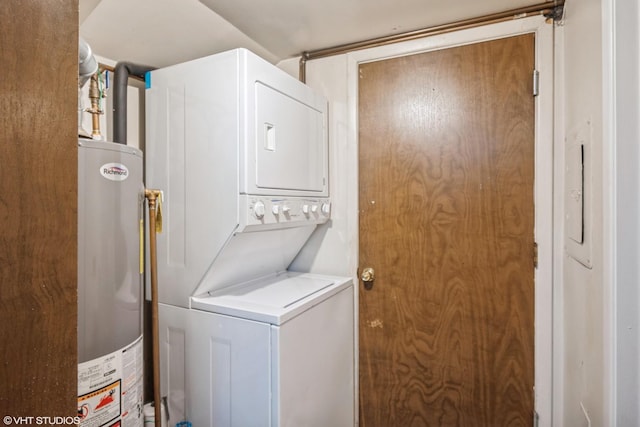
left=77, top=138, right=144, bottom=426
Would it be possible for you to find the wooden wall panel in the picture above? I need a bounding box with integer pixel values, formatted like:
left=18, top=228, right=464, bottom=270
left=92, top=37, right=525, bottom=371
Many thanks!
left=0, top=0, right=78, bottom=416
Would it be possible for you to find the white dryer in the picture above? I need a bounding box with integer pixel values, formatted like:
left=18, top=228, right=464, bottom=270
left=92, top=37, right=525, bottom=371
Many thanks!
left=145, top=48, right=354, bottom=427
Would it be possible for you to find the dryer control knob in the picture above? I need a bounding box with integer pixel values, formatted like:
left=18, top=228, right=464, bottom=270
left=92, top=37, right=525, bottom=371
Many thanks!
left=254, top=201, right=265, bottom=219
left=272, top=204, right=280, bottom=215
left=321, top=203, right=331, bottom=216
left=302, top=204, right=310, bottom=215
left=311, top=204, right=319, bottom=214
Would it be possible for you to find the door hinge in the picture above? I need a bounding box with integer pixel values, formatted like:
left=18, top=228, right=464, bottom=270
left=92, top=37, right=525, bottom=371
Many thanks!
left=533, top=242, right=539, bottom=269
left=533, top=410, right=540, bottom=427
left=533, top=70, right=540, bottom=97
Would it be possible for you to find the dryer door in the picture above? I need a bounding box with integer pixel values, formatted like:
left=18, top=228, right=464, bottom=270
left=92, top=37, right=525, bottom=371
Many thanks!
left=253, top=82, right=327, bottom=194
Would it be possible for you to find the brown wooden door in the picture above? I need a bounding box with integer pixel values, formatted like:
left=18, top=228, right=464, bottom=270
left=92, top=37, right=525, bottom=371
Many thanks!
left=358, top=34, right=535, bottom=426
left=0, top=0, right=78, bottom=415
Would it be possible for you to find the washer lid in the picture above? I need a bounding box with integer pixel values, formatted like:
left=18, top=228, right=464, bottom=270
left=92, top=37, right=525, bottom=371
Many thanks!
left=190, top=272, right=351, bottom=325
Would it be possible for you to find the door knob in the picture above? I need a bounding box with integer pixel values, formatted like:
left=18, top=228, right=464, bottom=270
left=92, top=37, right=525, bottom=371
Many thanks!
left=361, top=267, right=375, bottom=282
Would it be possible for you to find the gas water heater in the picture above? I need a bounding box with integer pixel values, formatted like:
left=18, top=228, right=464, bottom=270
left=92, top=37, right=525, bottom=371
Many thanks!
left=77, top=138, right=145, bottom=426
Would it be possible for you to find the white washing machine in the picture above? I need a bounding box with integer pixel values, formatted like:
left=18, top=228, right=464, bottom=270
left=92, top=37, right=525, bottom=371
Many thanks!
left=160, top=272, right=354, bottom=426
left=145, top=48, right=355, bottom=427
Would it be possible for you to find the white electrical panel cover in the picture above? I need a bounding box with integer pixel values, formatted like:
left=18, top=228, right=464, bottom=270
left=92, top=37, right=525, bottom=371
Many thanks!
left=565, top=119, right=592, bottom=268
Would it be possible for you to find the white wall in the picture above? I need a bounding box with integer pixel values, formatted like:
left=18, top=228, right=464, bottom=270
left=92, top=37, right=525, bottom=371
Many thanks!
left=284, top=55, right=356, bottom=278
left=604, top=0, right=640, bottom=424
left=556, top=0, right=640, bottom=424
left=557, top=0, right=606, bottom=425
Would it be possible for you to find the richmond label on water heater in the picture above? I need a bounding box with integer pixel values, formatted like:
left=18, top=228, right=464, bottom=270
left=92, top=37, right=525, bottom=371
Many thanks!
left=100, top=162, right=130, bottom=181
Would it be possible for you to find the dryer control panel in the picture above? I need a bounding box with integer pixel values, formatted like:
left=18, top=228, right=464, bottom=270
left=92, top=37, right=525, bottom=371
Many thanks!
left=240, top=195, right=331, bottom=232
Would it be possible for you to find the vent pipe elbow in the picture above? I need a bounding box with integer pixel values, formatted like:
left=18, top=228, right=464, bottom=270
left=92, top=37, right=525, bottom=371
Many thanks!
left=78, top=37, right=98, bottom=88
left=113, top=62, right=155, bottom=145
left=79, top=37, right=98, bottom=137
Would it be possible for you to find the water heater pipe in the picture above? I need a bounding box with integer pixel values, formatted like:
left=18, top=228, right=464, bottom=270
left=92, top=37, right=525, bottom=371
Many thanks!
left=145, top=189, right=163, bottom=427
left=87, top=73, right=103, bottom=139
left=297, top=1, right=563, bottom=82
left=113, top=62, right=155, bottom=145
left=78, top=38, right=99, bottom=137
left=79, top=37, right=98, bottom=88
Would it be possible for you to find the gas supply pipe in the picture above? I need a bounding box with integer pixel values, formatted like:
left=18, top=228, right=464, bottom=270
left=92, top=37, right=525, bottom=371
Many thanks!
left=145, top=189, right=163, bottom=427
left=87, top=71, right=104, bottom=139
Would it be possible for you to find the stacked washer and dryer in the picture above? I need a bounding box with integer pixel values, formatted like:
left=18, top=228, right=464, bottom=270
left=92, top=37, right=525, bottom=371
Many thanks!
left=145, top=49, right=354, bottom=426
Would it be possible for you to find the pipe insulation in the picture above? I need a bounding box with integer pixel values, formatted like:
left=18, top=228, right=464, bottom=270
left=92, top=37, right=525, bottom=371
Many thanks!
left=78, top=37, right=98, bottom=88
left=113, top=62, right=155, bottom=145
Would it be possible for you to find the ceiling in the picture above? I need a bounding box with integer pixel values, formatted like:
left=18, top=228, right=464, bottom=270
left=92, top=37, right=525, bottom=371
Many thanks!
left=80, top=0, right=544, bottom=68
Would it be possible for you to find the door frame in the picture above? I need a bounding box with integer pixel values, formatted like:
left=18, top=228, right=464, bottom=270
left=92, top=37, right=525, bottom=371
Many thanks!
left=346, top=16, right=555, bottom=426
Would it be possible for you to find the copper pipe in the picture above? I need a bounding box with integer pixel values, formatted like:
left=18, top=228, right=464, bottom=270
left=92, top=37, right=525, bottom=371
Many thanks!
left=87, top=73, right=103, bottom=138
left=100, top=63, right=115, bottom=73
left=298, top=0, right=564, bottom=82
left=145, top=189, right=163, bottom=427
left=299, top=55, right=308, bottom=85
